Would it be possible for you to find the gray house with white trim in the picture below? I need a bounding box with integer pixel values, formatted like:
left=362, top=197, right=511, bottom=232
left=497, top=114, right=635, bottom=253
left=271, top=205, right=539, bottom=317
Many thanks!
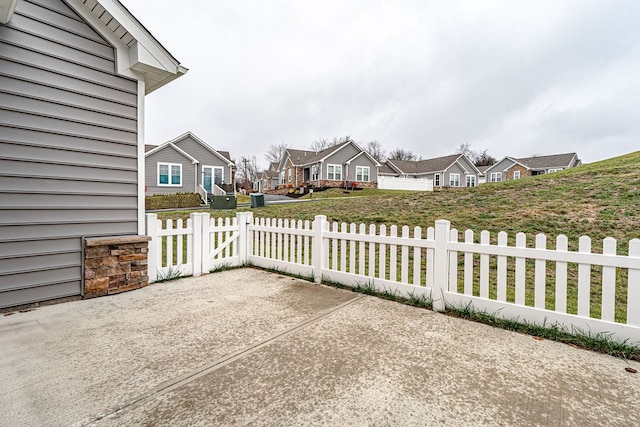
left=277, top=140, right=381, bottom=189
left=145, top=132, right=235, bottom=201
left=0, top=0, right=185, bottom=308
left=385, top=154, right=481, bottom=188
left=483, top=153, right=581, bottom=183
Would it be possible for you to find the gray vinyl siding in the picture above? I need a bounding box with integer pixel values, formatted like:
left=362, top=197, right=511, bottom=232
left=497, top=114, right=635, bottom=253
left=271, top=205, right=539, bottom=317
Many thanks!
left=174, top=136, right=232, bottom=186
left=0, top=0, right=139, bottom=308
left=145, top=146, right=196, bottom=195
left=486, top=158, right=515, bottom=176
left=348, top=156, right=378, bottom=183
left=325, top=143, right=359, bottom=166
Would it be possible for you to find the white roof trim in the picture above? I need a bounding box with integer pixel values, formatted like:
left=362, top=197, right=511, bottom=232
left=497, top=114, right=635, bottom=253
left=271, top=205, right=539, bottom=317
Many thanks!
left=145, top=142, right=198, bottom=164
left=0, top=0, right=18, bottom=24
left=68, top=0, right=187, bottom=94
left=167, top=131, right=235, bottom=167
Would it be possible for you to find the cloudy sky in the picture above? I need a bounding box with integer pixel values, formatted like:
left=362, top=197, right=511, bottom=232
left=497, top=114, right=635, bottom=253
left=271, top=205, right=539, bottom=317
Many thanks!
left=125, top=0, right=639, bottom=167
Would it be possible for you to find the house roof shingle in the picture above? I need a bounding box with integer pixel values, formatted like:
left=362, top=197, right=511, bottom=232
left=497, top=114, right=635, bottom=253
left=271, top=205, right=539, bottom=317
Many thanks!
left=514, top=153, right=578, bottom=170
left=388, top=154, right=461, bottom=175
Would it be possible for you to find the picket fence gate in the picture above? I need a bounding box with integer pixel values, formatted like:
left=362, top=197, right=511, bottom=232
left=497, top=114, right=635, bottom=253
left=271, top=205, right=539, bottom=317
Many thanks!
left=146, top=212, right=640, bottom=345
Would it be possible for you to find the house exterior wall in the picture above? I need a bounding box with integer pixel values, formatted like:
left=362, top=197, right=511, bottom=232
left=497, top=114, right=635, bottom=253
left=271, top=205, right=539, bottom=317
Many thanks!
left=0, top=0, right=140, bottom=308
left=505, top=163, right=531, bottom=180
left=145, top=146, right=196, bottom=195
left=484, top=158, right=515, bottom=182
left=173, top=136, right=233, bottom=187
left=346, top=155, right=378, bottom=185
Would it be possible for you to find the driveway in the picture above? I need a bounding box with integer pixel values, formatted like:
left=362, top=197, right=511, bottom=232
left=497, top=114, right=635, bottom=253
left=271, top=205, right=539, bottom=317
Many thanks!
left=1, top=268, right=638, bottom=426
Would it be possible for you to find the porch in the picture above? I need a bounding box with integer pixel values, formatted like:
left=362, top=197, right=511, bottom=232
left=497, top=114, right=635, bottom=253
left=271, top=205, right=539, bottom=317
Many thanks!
left=2, top=268, right=638, bottom=426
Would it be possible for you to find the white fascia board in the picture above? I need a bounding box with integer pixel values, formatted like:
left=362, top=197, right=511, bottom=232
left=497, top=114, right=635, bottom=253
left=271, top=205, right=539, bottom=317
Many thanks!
left=67, top=0, right=187, bottom=94
left=0, top=0, right=19, bottom=24
left=146, top=142, right=198, bottom=164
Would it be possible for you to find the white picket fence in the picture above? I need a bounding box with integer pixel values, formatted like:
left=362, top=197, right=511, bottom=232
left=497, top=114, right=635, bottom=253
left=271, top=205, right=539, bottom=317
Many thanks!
left=146, top=212, right=640, bottom=344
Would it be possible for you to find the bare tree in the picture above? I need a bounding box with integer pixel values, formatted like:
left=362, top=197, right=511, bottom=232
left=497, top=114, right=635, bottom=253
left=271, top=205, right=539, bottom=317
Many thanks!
left=388, top=148, right=418, bottom=161
left=236, top=155, right=260, bottom=190
left=365, top=140, right=386, bottom=162
left=455, top=143, right=496, bottom=166
left=454, top=142, right=473, bottom=157
left=310, top=138, right=329, bottom=152
left=264, top=142, right=289, bottom=165
left=474, top=149, right=497, bottom=167
left=310, top=135, right=351, bottom=152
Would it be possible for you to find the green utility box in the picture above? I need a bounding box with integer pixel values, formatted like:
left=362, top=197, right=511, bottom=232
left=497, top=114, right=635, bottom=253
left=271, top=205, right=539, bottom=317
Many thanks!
left=210, top=195, right=237, bottom=210
left=250, top=193, right=265, bottom=208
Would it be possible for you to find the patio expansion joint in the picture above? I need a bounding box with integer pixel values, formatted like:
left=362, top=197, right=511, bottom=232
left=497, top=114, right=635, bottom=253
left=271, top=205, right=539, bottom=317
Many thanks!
left=74, top=293, right=368, bottom=426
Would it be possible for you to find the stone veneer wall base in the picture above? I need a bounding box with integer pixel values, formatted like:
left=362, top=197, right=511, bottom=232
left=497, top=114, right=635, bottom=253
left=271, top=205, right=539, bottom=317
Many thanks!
left=84, top=235, right=151, bottom=298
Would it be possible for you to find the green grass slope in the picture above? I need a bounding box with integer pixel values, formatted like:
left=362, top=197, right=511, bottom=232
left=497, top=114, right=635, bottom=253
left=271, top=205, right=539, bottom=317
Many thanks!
left=259, top=150, right=640, bottom=250
left=160, top=150, right=640, bottom=250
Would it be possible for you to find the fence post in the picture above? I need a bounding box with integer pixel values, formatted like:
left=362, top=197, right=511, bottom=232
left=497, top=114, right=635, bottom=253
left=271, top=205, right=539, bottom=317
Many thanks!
left=312, top=215, right=327, bottom=283
left=433, top=219, right=451, bottom=312
left=146, top=213, right=158, bottom=283
left=200, top=212, right=211, bottom=275
left=236, top=211, right=254, bottom=265
left=191, top=213, right=203, bottom=277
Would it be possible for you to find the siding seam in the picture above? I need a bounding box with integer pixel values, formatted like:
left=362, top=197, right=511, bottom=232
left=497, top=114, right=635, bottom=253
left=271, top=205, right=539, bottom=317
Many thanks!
left=0, top=278, right=82, bottom=292
left=0, top=173, right=135, bottom=185
left=2, top=26, right=115, bottom=72
left=1, top=88, right=135, bottom=123
left=14, top=9, right=110, bottom=47
left=0, top=106, right=137, bottom=135
left=0, top=155, right=138, bottom=172
left=0, top=139, right=136, bottom=160
left=27, top=0, right=84, bottom=22
left=0, top=205, right=134, bottom=210
left=0, top=263, right=82, bottom=277
left=0, top=122, right=138, bottom=147
left=1, top=190, right=138, bottom=197
left=0, top=45, right=137, bottom=92
left=0, top=70, right=137, bottom=108
left=0, top=250, right=79, bottom=260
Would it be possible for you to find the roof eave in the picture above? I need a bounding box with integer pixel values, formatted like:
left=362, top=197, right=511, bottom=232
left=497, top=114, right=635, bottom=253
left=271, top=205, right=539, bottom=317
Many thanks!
left=69, top=0, right=187, bottom=94
left=0, top=0, right=19, bottom=24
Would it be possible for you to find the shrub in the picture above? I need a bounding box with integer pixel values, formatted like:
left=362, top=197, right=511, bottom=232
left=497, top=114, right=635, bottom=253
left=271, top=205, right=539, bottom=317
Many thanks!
left=145, top=192, right=202, bottom=210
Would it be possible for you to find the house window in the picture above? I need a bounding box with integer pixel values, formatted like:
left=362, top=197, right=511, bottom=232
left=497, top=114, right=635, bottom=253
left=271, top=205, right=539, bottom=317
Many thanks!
left=490, top=172, right=502, bottom=182
left=513, top=170, right=520, bottom=179
left=288, top=169, right=292, bottom=182
left=356, top=166, right=370, bottom=182
left=466, top=175, right=476, bottom=187
left=327, top=164, right=342, bottom=180
left=434, top=174, right=441, bottom=186
left=449, top=173, right=460, bottom=187
left=547, top=168, right=562, bottom=173
left=158, top=162, right=181, bottom=186
left=311, top=165, right=319, bottom=181
left=280, top=170, right=285, bottom=184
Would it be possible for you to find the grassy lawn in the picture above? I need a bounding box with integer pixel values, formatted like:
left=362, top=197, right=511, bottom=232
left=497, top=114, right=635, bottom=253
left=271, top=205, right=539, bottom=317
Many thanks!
left=158, top=150, right=640, bottom=252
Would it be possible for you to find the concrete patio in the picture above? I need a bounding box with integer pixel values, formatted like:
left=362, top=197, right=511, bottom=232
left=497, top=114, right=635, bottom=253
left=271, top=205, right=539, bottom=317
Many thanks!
left=1, top=268, right=639, bottom=426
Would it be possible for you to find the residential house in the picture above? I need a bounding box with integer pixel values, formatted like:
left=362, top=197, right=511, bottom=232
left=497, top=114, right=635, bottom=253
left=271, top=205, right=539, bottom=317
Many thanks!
left=483, top=153, right=581, bottom=183
left=0, top=0, right=185, bottom=308
left=145, top=132, right=235, bottom=202
left=277, top=140, right=381, bottom=189
left=257, top=162, right=279, bottom=192
left=476, top=164, right=492, bottom=184
left=385, top=154, right=481, bottom=188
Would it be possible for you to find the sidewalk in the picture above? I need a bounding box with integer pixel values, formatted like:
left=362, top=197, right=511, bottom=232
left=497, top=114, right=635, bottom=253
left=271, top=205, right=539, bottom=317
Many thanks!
left=1, top=268, right=638, bottom=426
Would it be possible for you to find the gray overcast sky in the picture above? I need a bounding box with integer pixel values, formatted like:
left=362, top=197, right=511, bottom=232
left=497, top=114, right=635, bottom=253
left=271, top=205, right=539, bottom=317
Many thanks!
left=125, top=0, right=639, bottom=167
